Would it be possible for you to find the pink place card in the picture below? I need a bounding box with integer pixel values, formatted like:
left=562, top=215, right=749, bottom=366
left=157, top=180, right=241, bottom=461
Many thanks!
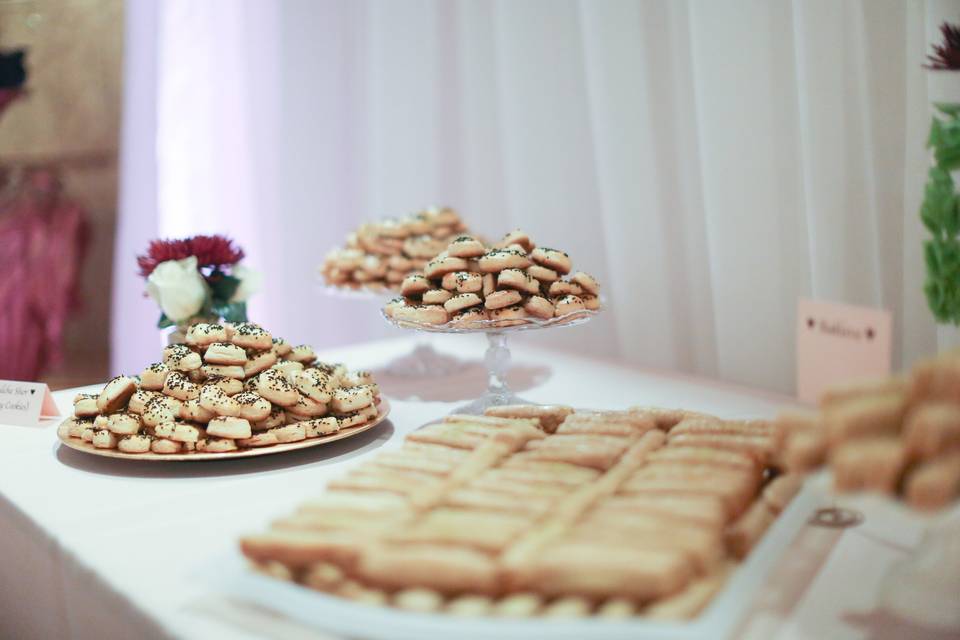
left=796, top=298, right=892, bottom=404
left=0, top=380, right=61, bottom=426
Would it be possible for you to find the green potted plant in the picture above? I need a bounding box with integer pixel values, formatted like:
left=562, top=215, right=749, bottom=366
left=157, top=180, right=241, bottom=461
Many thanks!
left=920, top=20, right=960, bottom=349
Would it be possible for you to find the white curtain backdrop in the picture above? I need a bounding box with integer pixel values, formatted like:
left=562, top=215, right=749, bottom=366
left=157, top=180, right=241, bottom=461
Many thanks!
left=113, top=0, right=958, bottom=395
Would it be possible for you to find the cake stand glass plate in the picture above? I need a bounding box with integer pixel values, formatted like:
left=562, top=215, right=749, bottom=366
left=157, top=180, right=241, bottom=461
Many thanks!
left=381, top=308, right=600, bottom=414
left=57, top=400, right=390, bottom=462
left=320, top=283, right=466, bottom=378
left=213, top=472, right=823, bottom=640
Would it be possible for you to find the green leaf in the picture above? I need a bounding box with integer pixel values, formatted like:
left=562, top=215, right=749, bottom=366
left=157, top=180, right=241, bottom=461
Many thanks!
left=929, top=117, right=944, bottom=149
left=934, top=102, right=960, bottom=118
left=208, top=273, right=241, bottom=305
left=212, top=301, right=247, bottom=323
left=157, top=313, right=174, bottom=329
left=921, top=167, right=958, bottom=237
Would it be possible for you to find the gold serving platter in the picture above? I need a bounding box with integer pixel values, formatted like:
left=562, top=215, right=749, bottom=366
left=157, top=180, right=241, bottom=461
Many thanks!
left=57, top=399, right=391, bottom=462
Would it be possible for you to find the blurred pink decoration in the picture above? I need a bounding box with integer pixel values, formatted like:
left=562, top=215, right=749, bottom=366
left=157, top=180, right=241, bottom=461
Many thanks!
left=0, top=168, right=88, bottom=381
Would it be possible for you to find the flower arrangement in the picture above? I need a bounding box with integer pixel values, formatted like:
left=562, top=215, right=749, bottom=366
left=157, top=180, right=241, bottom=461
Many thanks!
left=137, top=235, right=260, bottom=329
left=921, top=19, right=960, bottom=326
left=925, top=21, right=960, bottom=70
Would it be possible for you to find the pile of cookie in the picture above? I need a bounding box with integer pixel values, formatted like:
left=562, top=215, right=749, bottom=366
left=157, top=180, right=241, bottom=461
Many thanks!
left=242, top=404, right=800, bottom=619
left=58, top=322, right=381, bottom=456
left=774, top=349, right=960, bottom=511
left=383, top=229, right=600, bottom=328
left=320, top=207, right=471, bottom=291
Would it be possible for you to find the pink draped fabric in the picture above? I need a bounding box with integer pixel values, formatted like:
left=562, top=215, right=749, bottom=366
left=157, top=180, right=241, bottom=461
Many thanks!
left=0, top=169, right=88, bottom=381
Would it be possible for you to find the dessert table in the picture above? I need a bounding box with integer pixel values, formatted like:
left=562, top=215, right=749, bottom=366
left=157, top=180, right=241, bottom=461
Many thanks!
left=0, top=335, right=953, bottom=640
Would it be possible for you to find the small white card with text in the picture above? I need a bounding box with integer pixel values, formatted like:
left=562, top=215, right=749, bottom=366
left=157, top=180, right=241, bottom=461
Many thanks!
left=797, top=298, right=892, bottom=404
left=0, top=381, right=61, bottom=426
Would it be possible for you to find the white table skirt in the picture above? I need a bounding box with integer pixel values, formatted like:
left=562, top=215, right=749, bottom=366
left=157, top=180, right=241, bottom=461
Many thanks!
left=0, top=335, right=953, bottom=639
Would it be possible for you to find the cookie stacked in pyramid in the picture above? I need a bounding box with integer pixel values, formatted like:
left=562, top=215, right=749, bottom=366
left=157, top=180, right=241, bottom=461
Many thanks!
left=321, top=207, right=471, bottom=292
left=59, top=322, right=381, bottom=456
left=383, top=229, right=601, bottom=328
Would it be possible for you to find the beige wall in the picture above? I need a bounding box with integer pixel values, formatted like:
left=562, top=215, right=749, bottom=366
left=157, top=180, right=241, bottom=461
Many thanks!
left=0, top=0, right=123, bottom=386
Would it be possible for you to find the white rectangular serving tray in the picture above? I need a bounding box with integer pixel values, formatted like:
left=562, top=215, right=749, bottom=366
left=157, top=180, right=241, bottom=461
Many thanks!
left=214, top=476, right=825, bottom=640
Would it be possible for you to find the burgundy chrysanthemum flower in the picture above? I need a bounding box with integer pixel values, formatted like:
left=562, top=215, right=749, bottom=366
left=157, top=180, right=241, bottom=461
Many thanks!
left=925, top=20, right=960, bottom=70
left=137, top=235, right=245, bottom=278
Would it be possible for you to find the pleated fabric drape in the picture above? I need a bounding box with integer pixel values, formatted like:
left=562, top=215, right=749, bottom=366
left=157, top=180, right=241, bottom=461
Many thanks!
left=113, top=0, right=956, bottom=394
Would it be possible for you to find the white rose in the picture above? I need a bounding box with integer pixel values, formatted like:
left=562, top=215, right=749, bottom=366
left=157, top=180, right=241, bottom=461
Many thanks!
left=146, top=256, right=207, bottom=322
left=230, top=264, right=261, bottom=302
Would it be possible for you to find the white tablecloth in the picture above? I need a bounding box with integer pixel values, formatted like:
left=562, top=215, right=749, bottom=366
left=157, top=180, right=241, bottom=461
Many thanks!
left=0, top=335, right=954, bottom=639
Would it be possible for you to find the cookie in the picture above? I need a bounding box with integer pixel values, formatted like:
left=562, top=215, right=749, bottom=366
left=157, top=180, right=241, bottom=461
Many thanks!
left=489, top=305, right=527, bottom=327
left=498, top=229, right=535, bottom=253
left=423, top=289, right=454, bottom=305
left=270, top=423, right=307, bottom=443
left=527, top=264, right=559, bottom=284
left=548, top=280, right=584, bottom=297
left=477, top=249, right=531, bottom=273
left=142, top=397, right=179, bottom=427
left=530, top=247, right=571, bottom=274
left=139, top=362, right=170, bottom=391
left=290, top=393, right=329, bottom=418
left=523, top=295, right=555, bottom=320
left=253, top=407, right=286, bottom=431
left=401, top=274, right=431, bottom=297
left=207, top=416, right=252, bottom=440
left=393, top=304, right=449, bottom=325
left=163, top=371, right=200, bottom=401
left=171, top=422, right=203, bottom=443
left=118, top=433, right=152, bottom=454
left=332, top=386, right=375, bottom=414
left=97, top=376, right=137, bottom=413
left=204, top=342, right=247, bottom=366
left=581, top=295, right=601, bottom=311
left=92, top=429, right=118, bottom=449
left=255, top=369, right=300, bottom=407
left=204, top=376, right=244, bottom=396
left=162, top=344, right=203, bottom=372
left=185, top=323, right=228, bottom=347
left=244, top=350, right=279, bottom=377
left=180, top=398, right=215, bottom=423
left=447, top=236, right=486, bottom=259
left=231, top=322, right=273, bottom=351
left=484, top=289, right=523, bottom=310
left=150, top=438, right=182, bottom=454
left=445, top=293, right=484, bottom=314
left=234, top=392, right=273, bottom=422
left=272, top=360, right=305, bottom=385
left=554, top=295, right=585, bottom=317
left=108, top=412, right=143, bottom=436
left=127, top=389, right=159, bottom=414
left=570, top=272, right=600, bottom=296
left=497, top=269, right=536, bottom=294
left=287, top=345, right=316, bottom=365
left=237, top=431, right=280, bottom=447
left=201, top=364, right=246, bottom=380
left=197, top=437, right=239, bottom=453
left=304, top=417, right=340, bottom=438
left=425, top=253, right=470, bottom=279
left=271, top=337, right=293, bottom=358
left=73, top=394, right=100, bottom=418
left=297, top=368, right=336, bottom=403
left=450, top=307, right=488, bottom=328
left=199, top=385, right=241, bottom=417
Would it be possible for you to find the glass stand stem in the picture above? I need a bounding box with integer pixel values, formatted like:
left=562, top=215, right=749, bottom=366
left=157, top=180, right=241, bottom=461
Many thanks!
left=485, top=332, right=511, bottom=401
left=451, top=332, right=533, bottom=415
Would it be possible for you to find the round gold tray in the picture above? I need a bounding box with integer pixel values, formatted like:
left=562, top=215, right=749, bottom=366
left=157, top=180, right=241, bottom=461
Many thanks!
left=56, top=399, right=391, bottom=462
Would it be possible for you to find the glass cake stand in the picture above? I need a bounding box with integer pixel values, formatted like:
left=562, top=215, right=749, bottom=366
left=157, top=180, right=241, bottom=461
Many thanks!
left=319, top=283, right=466, bottom=377
left=381, top=307, right=601, bottom=414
